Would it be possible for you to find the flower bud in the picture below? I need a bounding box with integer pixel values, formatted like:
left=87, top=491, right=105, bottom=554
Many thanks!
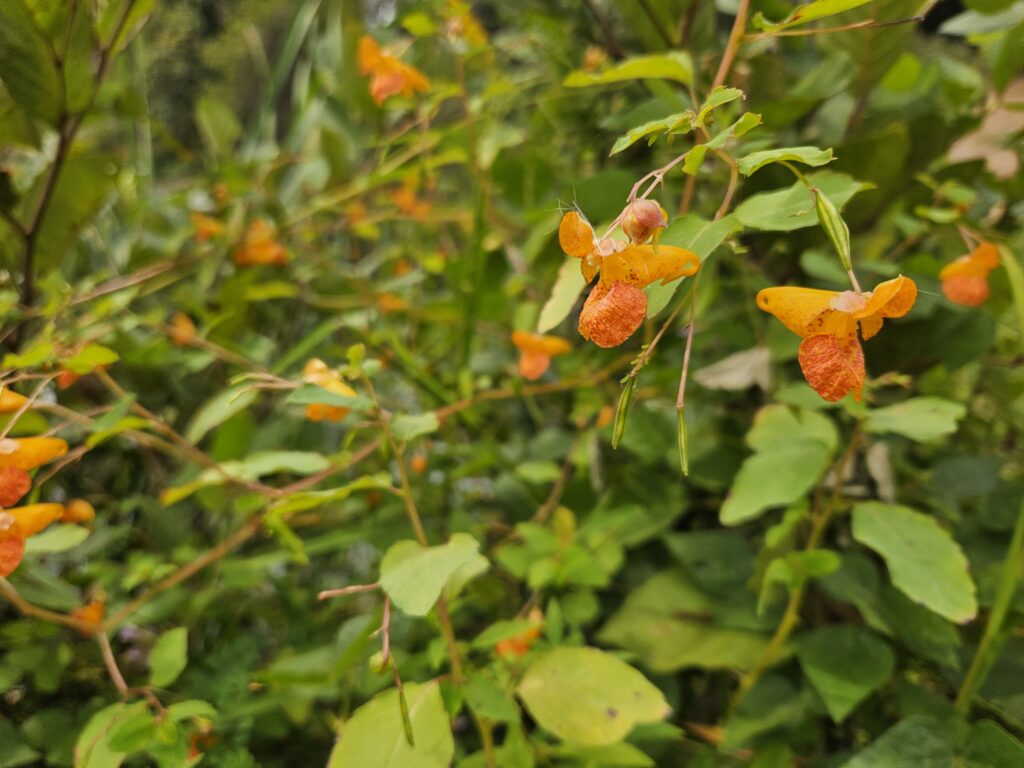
left=621, top=200, right=667, bottom=244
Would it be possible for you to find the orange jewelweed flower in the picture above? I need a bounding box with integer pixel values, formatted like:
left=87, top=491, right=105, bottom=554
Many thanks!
left=56, top=370, right=80, bottom=390
left=7, top=503, right=65, bottom=537
left=0, top=388, right=29, bottom=413
left=169, top=312, right=198, bottom=346
left=559, top=210, right=700, bottom=348
left=71, top=599, right=106, bottom=632
left=757, top=275, right=917, bottom=402
left=940, top=242, right=1000, bottom=307
left=511, top=331, right=572, bottom=380
left=233, top=220, right=288, bottom=267
left=357, top=35, right=430, bottom=105
left=0, top=466, right=31, bottom=508
left=496, top=608, right=544, bottom=659
left=0, top=437, right=69, bottom=471
left=0, top=514, right=25, bottom=578
left=63, top=499, right=96, bottom=525
left=302, top=359, right=357, bottom=422
left=191, top=212, right=225, bottom=243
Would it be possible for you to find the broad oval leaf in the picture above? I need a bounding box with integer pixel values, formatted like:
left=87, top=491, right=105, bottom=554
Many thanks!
left=380, top=533, right=484, bottom=616
left=564, top=52, right=693, bottom=88
left=737, top=146, right=835, bottom=176
left=797, top=625, right=895, bottom=723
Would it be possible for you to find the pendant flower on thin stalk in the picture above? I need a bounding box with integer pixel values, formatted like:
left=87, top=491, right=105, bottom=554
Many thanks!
left=558, top=209, right=700, bottom=348
left=756, top=275, right=917, bottom=402
left=940, top=241, right=1000, bottom=307
left=511, top=332, right=572, bottom=380
left=357, top=35, right=430, bottom=105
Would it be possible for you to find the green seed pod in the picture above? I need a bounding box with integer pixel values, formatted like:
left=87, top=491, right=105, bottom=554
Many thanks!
left=676, top=407, right=689, bottom=476
left=812, top=186, right=852, bottom=274
left=611, top=377, right=636, bottom=449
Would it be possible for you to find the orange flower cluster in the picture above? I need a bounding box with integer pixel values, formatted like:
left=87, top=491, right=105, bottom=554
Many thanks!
left=233, top=220, right=288, bottom=267
left=0, top=389, right=93, bottom=578
left=511, top=331, right=572, bottom=380
left=495, top=608, right=544, bottom=658
left=757, top=276, right=917, bottom=402
left=357, top=35, right=430, bottom=105
left=940, top=242, right=1000, bottom=307
left=191, top=212, right=225, bottom=243
left=558, top=209, right=700, bottom=348
left=302, top=359, right=358, bottom=422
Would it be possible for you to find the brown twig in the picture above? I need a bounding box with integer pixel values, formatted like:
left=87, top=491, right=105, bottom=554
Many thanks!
left=97, top=631, right=129, bottom=697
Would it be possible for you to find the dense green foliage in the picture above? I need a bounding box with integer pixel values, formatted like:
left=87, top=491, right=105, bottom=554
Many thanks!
left=1, top=1, right=1024, bottom=766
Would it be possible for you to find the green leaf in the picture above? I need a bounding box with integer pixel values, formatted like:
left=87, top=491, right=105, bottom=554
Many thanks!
left=734, top=172, right=872, bottom=231
left=195, top=96, right=241, bottom=158
left=753, top=0, right=875, bottom=33
left=24, top=524, right=90, bottom=555
left=33, top=155, right=117, bottom=270
left=721, top=440, right=832, bottom=525
left=852, top=502, right=977, bottom=623
left=149, top=627, right=188, bottom=687
left=516, top=646, right=670, bottom=746
left=964, top=720, right=1024, bottom=768
left=737, top=146, right=835, bottom=176
left=564, top=52, right=693, bottom=87
left=62, top=344, right=119, bottom=374
left=746, top=404, right=839, bottom=453
left=598, top=571, right=770, bottom=672
left=285, top=384, right=372, bottom=412
left=165, top=700, right=217, bottom=723
left=185, top=386, right=257, bottom=443
left=760, top=550, right=840, bottom=613
left=705, top=112, right=763, bottom=150
left=645, top=214, right=741, bottom=317
left=266, top=473, right=392, bottom=516
left=840, top=716, right=953, bottom=768
left=865, top=397, right=966, bottom=441
left=89, top=394, right=137, bottom=435
left=681, top=144, right=708, bottom=176
left=75, top=702, right=148, bottom=768
left=390, top=412, right=440, bottom=441
left=941, top=3, right=1024, bottom=34
left=609, top=112, right=694, bottom=155
left=380, top=533, right=483, bottom=616
left=797, top=626, right=895, bottom=722
left=538, top=258, right=586, bottom=332
left=696, top=86, right=744, bottom=125
left=0, top=0, right=62, bottom=124
left=3, top=341, right=54, bottom=369
left=327, top=681, right=453, bottom=768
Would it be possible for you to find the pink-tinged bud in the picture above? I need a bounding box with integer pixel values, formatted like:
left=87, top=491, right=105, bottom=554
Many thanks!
left=621, top=200, right=668, bottom=244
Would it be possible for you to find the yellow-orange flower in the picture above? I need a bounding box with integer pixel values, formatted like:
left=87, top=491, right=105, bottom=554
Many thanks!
left=0, top=388, right=29, bottom=413
left=558, top=210, right=700, bottom=347
left=0, top=437, right=69, bottom=471
left=71, top=599, right=106, bottom=632
left=302, top=359, right=358, bottom=422
left=495, top=608, right=544, bottom=659
left=62, top=499, right=96, bottom=525
left=511, top=331, right=572, bottom=380
left=191, top=212, right=225, bottom=243
left=233, top=220, right=288, bottom=267
left=357, top=35, right=430, bottom=105
left=757, top=275, right=917, bottom=402
left=6, top=503, right=65, bottom=537
left=169, top=312, right=198, bottom=347
left=390, top=184, right=432, bottom=220
left=940, top=242, right=1000, bottom=307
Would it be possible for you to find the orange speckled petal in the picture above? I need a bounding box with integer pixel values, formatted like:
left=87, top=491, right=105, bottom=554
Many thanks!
left=756, top=287, right=838, bottom=338
left=581, top=256, right=598, bottom=283
left=942, top=274, right=990, bottom=307
left=518, top=350, right=551, bottom=380
left=599, top=244, right=700, bottom=287
left=940, top=255, right=987, bottom=280
left=858, top=313, right=884, bottom=341
left=0, top=466, right=31, bottom=508
left=7, top=503, right=65, bottom=537
left=579, top=282, right=647, bottom=348
left=559, top=211, right=596, bottom=258
left=0, top=437, right=68, bottom=471
left=0, top=523, right=25, bottom=578
left=857, top=275, right=917, bottom=319
left=798, top=334, right=865, bottom=403
left=972, top=242, right=1000, bottom=270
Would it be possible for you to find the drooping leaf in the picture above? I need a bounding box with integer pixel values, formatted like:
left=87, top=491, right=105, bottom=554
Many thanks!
left=149, top=627, right=188, bottom=688
left=734, top=172, right=872, bottom=231
left=851, top=502, right=977, bottom=623
left=865, top=398, right=966, bottom=441
left=754, top=0, right=876, bottom=33
left=0, top=0, right=62, bottom=124
left=737, top=146, right=835, bottom=176
left=609, top=112, right=694, bottom=155
left=721, top=441, right=832, bottom=525
left=516, top=646, right=670, bottom=746
left=797, top=626, right=895, bottom=722
left=390, top=412, right=440, bottom=441
left=327, top=681, right=453, bottom=768
left=185, top=387, right=258, bottom=443
left=564, top=52, right=693, bottom=87
left=840, top=716, right=953, bottom=768
left=380, top=533, right=483, bottom=616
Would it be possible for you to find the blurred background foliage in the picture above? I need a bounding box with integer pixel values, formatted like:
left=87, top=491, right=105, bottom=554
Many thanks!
left=0, top=0, right=1023, bottom=766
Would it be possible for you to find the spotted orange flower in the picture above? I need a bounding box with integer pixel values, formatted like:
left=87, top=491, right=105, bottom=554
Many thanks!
left=757, top=275, right=917, bottom=402
left=511, top=332, right=572, bottom=380
left=233, top=220, right=288, bottom=267
left=191, top=212, right=225, bottom=243
left=357, top=35, right=430, bottom=105
left=558, top=210, right=700, bottom=347
left=0, top=466, right=31, bottom=508
left=0, top=437, right=69, bottom=471
left=0, top=388, right=29, bottom=413
left=302, top=359, right=358, bottom=422
left=940, top=242, right=1000, bottom=307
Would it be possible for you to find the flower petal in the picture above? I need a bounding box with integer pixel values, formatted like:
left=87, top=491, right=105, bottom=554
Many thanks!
left=856, top=275, right=917, bottom=319
left=599, top=243, right=700, bottom=287
left=579, top=282, right=647, bottom=348
left=511, top=331, right=572, bottom=356
left=756, top=287, right=838, bottom=338
left=7, top=503, right=65, bottom=537
left=0, top=389, right=29, bottom=414
left=972, top=242, right=1000, bottom=270
left=518, top=350, right=551, bottom=380
left=559, top=211, right=596, bottom=258
left=0, top=466, right=31, bottom=508
left=0, top=437, right=68, bottom=471
left=942, top=274, right=990, bottom=307
left=798, top=334, right=865, bottom=403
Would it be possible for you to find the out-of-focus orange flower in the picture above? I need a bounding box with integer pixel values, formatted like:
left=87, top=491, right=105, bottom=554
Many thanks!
left=393, top=258, right=413, bottom=277
left=191, top=212, right=225, bottom=243
left=357, top=35, right=430, bottom=105
left=596, top=404, right=615, bottom=428
left=346, top=200, right=369, bottom=226
left=496, top=608, right=544, bottom=659
left=56, top=370, right=80, bottom=390
left=582, top=45, right=608, bottom=72
left=0, top=437, right=69, bottom=471
left=0, top=514, right=25, bottom=578
left=63, top=499, right=96, bottom=525
left=302, top=359, right=358, bottom=422
left=169, top=312, right=198, bottom=346
left=410, top=453, right=428, bottom=475
left=71, top=599, right=105, bottom=632
left=558, top=210, right=700, bottom=347
left=233, top=220, right=288, bottom=267
left=511, top=331, right=572, bottom=380
left=756, top=275, right=917, bottom=402
left=445, top=1, right=488, bottom=48
left=940, top=242, right=1001, bottom=307
left=0, top=466, right=31, bottom=508
left=0, top=389, right=29, bottom=413
left=7, top=503, right=65, bottom=537
left=212, top=183, right=230, bottom=204
left=376, top=293, right=408, bottom=313
left=390, top=184, right=432, bottom=220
